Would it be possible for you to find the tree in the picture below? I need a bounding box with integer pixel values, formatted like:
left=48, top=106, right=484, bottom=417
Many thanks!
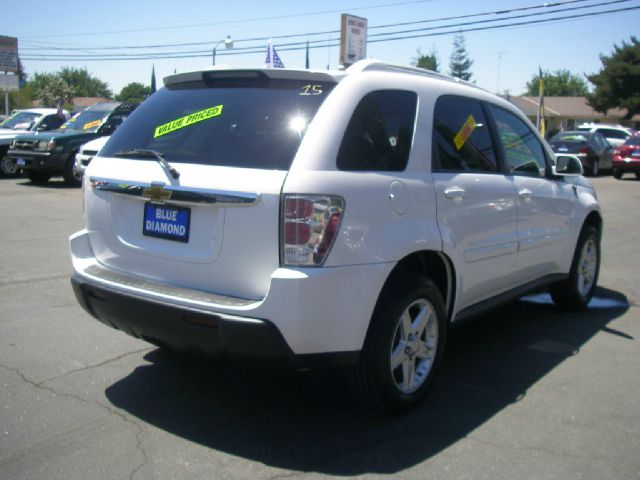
left=413, top=47, right=439, bottom=72
left=29, top=72, right=74, bottom=107
left=448, top=33, right=473, bottom=81
left=9, top=83, right=34, bottom=110
left=524, top=69, right=589, bottom=96
left=586, top=36, right=640, bottom=119
left=58, top=67, right=112, bottom=98
left=116, top=82, right=151, bottom=102
left=8, top=56, right=32, bottom=110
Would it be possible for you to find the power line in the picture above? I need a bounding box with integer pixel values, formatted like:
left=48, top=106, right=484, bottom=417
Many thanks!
left=19, top=0, right=600, bottom=52
left=367, top=4, right=640, bottom=44
left=20, top=2, right=639, bottom=62
left=19, top=0, right=437, bottom=39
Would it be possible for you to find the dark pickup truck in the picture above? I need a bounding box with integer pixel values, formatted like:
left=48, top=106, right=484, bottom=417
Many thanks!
left=8, top=102, right=138, bottom=186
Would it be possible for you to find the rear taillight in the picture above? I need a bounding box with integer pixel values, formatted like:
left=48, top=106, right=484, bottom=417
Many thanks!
left=579, top=146, right=590, bottom=155
left=281, top=194, right=344, bottom=266
left=613, top=147, right=622, bottom=160
left=619, top=146, right=636, bottom=158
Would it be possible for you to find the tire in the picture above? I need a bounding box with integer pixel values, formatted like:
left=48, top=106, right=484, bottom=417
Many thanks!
left=349, top=273, right=447, bottom=412
left=24, top=170, right=52, bottom=184
left=63, top=155, right=82, bottom=187
left=613, top=169, right=623, bottom=179
left=588, top=160, right=599, bottom=177
left=0, top=153, right=21, bottom=178
left=550, top=225, right=600, bottom=310
left=636, top=173, right=640, bottom=180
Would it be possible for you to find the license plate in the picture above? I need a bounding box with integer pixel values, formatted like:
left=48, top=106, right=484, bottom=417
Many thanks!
left=16, top=158, right=25, bottom=167
left=632, top=151, right=640, bottom=157
left=143, top=203, right=190, bottom=243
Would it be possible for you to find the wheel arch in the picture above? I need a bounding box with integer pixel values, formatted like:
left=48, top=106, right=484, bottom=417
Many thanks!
left=377, top=250, right=456, bottom=323
left=583, top=209, right=603, bottom=238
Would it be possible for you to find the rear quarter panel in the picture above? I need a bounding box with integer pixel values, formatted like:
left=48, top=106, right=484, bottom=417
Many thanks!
left=285, top=72, right=444, bottom=266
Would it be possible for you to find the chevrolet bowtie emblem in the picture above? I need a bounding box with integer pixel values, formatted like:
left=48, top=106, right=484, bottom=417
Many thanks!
left=142, top=183, right=172, bottom=204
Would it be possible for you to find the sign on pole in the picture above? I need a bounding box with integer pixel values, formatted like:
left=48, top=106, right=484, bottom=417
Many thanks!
left=0, top=36, right=18, bottom=73
left=340, top=14, right=367, bottom=67
left=0, top=74, right=19, bottom=92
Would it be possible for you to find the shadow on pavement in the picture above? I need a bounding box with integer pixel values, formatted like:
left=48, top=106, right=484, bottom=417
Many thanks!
left=105, top=286, right=629, bottom=475
left=16, top=178, right=80, bottom=189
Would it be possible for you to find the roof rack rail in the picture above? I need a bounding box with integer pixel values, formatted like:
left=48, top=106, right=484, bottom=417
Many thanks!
left=345, top=59, right=485, bottom=92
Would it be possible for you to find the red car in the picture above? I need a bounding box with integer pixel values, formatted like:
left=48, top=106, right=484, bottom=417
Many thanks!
left=613, top=136, right=640, bottom=179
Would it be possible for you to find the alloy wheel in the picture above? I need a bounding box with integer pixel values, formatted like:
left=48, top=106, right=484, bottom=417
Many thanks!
left=390, top=298, right=438, bottom=394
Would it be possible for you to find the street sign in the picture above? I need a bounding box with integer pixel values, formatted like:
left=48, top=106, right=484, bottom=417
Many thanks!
left=0, top=74, right=19, bottom=92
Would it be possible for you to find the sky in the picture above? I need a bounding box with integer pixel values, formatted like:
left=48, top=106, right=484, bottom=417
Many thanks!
left=4, top=0, right=640, bottom=97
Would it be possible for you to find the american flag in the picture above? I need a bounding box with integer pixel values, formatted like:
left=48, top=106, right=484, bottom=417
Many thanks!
left=265, top=40, right=285, bottom=68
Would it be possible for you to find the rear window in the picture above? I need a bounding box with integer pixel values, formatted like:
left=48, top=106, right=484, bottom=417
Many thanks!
left=102, top=76, right=335, bottom=170
left=552, top=133, right=588, bottom=143
left=597, top=128, right=629, bottom=140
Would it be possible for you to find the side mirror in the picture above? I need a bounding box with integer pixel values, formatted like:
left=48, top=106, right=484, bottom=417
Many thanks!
left=553, top=155, right=583, bottom=177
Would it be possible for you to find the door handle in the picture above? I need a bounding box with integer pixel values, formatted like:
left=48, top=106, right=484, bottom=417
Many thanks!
left=444, top=186, right=465, bottom=199
left=518, top=188, right=533, bottom=199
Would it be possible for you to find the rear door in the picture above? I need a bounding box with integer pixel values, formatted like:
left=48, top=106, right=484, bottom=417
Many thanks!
left=86, top=71, right=335, bottom=300
left=432, top=95, right=519, bottom=309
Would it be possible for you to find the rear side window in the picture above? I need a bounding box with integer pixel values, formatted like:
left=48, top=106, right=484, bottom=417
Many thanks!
left=102, top=77, right=335, bottom=170
left=432, top=96, right=498, bottom=172
left=337, top=90, right=417, bottom=171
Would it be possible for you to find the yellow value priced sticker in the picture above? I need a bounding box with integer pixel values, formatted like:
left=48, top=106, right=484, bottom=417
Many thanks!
left=454, top=115, right=478, bottom=151
left=154, top=105, right=224, bottom=138
left=83, top=120, right=102, bottom=130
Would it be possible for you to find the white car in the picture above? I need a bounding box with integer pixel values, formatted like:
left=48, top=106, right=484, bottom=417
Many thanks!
left=0, top=108, right=70, bottom=177
left=70, top=60, right=602, bottom=411
left=74, top=136, right=110, bottom=178
left=576, top=122, right=635, bottom=147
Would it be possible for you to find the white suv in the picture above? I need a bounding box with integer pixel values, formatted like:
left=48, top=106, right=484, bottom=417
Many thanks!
left=70, top=61, right=602, bottom=411
left=576, top=122, right=634, bottom=147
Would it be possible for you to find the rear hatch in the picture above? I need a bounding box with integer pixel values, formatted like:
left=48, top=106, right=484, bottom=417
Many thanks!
left=85, top=69, right=336, bottom=300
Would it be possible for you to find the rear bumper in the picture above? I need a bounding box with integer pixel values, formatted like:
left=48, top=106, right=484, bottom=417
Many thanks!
left=74, top=152, right=92, bottom=177
left=613, top=158, right=640, bottom=173
left=71, top=276, right=309, bottom=366
left=70, top=229, right=392, bottom=367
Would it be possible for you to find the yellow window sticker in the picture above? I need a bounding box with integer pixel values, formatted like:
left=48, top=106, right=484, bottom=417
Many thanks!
left=83, top=120, right=102, bottom=130
left=453, top=115, right=478, bottom=151
left=154, top=105, right=223, bottom=138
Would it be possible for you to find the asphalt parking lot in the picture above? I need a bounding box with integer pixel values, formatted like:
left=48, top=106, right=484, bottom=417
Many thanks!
left=0, top=175, right=638, bottom=480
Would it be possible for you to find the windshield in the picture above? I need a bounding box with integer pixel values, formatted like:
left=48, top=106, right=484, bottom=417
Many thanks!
left=0, top=111, right=41, bottom=130
left=102, top=77, right=335, bottom=170
left=61, top=107, right=113, bottom=132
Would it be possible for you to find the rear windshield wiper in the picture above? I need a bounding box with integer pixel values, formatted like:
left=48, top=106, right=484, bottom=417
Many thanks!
left=113, top=149, right=180, bottom=179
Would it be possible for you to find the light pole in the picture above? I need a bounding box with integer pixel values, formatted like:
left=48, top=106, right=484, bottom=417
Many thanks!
left=213, top=36, right=234, bottom=66
left=496, top=51, right=506, bottom=95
